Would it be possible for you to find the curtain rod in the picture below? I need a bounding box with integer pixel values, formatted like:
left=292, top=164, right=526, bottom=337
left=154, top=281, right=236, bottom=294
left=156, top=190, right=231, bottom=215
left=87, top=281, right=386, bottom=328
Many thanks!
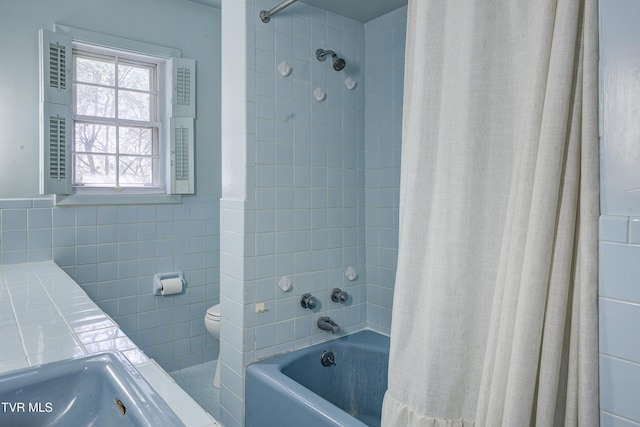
left=260, top=0, right=298, bottom=23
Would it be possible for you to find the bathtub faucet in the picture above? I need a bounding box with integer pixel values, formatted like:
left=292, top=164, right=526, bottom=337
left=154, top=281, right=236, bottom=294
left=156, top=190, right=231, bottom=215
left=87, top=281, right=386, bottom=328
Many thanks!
left=317, top=317, right=340, bottom=334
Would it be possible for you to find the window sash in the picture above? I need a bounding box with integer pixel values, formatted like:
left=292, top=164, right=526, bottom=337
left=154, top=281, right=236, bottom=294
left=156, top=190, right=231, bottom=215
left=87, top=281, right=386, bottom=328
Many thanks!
left=71, top=46, right=162, bottom=192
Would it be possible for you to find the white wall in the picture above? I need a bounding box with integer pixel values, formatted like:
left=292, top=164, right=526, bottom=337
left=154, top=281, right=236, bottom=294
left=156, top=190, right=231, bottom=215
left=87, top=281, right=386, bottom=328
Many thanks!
left=599, top=1, right=640, bottom=425
left=0, top=0, right=221, bottom=197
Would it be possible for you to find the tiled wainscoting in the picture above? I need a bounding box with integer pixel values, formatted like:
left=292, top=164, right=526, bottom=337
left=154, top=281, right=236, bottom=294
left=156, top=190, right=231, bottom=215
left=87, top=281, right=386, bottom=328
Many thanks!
left=599, top=215, right=640, bottom=426
left=0, top=196, right=220, bottom=372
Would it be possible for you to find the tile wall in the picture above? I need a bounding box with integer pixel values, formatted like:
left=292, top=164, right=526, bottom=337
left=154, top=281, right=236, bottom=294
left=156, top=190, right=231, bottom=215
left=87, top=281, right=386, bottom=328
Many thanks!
left=247, top=0, right=368, bottom=355
left=599, top=1, right=640, bottom=425
left=220, top=2, right=368, bottom=425
left=599, top=215, right=640, bottom=426
left=0, top=196, right=220, bottom=372
left=219, top=1, right=407, bottom=425
left=364, top=7, right=406, bottom=334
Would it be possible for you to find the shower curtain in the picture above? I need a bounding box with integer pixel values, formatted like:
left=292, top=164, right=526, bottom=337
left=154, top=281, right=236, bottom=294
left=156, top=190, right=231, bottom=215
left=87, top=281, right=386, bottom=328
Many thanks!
left=381, top=0, right=599, bottom=426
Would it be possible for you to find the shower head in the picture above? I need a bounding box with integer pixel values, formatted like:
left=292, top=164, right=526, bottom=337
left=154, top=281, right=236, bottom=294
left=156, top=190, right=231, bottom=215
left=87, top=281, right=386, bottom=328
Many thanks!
left=333, top=57, right=346, bottom=71
left=316, top=49, right=346, bottom=71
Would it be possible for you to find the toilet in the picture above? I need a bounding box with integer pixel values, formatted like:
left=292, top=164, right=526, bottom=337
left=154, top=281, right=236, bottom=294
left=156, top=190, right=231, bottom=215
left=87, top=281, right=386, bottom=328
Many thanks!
left=204, top=304, right=221, bottom=388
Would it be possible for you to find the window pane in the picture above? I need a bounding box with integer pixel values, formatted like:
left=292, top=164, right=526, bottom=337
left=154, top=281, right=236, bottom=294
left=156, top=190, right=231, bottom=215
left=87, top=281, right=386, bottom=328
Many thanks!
left=74, top=154, right=117, bottom=185
left=119, top=156, right=152, bottom=186
left=118, top=90, right=150, bottom=121
left=119, top=64, right=150, bottom=91
left=75, top=57, right=114, bottom=85
left=75, top=123, right=116, bottom=153
left=76, top=84, right=115, bottom=118
left=120, top=127, right=153, bottom=155
left=72, top=46, right=162, bottom=190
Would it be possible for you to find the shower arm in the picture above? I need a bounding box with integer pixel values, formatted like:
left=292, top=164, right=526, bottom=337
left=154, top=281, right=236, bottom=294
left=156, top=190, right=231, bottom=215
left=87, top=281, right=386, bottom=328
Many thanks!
left=260, top=0, right=298, bottom=23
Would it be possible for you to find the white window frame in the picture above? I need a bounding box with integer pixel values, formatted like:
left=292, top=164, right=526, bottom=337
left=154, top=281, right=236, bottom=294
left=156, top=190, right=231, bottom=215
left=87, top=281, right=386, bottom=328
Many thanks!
left=39, top=25, right=195, bottom=206
left=72, top=44, right=163, bottom=193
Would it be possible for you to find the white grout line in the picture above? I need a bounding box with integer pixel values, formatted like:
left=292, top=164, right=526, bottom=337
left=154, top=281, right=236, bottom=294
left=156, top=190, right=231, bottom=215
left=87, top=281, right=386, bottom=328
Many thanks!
left=1, top=267, right=32, bottom=366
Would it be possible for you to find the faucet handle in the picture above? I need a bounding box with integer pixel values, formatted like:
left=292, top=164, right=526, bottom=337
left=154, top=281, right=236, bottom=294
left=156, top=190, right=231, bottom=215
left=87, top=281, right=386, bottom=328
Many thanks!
left=331, top=288, right=348, bottom=304
left=320, top=349, right=335, bottom=367
left=300, top=293, right=317, bottom=309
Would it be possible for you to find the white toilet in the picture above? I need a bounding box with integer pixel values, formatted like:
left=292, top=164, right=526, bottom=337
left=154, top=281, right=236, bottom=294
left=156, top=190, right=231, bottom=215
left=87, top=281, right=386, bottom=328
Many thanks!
left=204, top=304, right=221, bottom=388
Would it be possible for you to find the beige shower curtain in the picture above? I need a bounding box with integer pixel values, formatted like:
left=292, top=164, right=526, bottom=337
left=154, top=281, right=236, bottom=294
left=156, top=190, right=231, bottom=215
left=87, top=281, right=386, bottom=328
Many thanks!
left=381, top=0, right=599, bottom=426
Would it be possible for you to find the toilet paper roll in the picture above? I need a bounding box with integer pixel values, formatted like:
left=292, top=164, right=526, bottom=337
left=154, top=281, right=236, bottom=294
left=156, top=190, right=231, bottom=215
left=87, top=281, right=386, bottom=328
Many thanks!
left=160, top=277, right=183, bottom=295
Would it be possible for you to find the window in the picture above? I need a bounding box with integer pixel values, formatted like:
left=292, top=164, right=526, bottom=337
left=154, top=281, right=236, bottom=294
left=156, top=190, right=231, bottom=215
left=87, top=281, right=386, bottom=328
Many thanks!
left=39, top=26, right=195, bottom=203
left=73, top=47, right=160, bottom=190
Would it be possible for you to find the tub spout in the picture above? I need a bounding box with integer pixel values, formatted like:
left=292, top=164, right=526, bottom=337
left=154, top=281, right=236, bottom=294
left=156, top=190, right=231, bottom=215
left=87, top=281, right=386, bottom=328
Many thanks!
left=317, top=317, right=340, bottom=334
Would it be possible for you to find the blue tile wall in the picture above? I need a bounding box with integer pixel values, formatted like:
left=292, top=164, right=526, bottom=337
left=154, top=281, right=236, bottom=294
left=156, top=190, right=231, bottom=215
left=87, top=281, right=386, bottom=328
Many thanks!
left=219, top=2, right=407, bottom=425
left=364, top=7, right=406, bottom=334
left=0, top=196, right=220, bottom=372
left=599, top=1, right=640, bottom=423
left=240, top=0, right=369, bottom=362
left=599, top=215, right=640, bottom=426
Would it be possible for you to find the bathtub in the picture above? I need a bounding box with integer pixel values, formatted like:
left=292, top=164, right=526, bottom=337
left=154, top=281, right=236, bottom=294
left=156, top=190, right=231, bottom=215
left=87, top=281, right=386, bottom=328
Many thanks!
left=245, top=330, right=389, bottom=427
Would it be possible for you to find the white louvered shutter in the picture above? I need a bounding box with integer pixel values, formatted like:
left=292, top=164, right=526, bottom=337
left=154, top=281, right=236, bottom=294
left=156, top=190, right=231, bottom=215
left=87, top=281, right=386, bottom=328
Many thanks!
left=169, top=58, right=196, bottom=194
left=170, top=118, right=195, bottom=194
left=39, top=29, right=72, bottom=195
left=171, top=58, right=196, bottom=118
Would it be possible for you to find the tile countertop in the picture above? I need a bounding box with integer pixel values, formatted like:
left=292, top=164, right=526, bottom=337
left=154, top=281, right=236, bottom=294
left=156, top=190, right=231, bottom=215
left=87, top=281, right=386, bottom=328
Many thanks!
left=0, top=261, right=219, bottom=427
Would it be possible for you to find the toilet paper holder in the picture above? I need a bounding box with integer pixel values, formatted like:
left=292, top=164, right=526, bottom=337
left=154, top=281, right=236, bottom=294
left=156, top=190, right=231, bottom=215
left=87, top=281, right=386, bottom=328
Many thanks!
left=153, top=272, right=185, bottom=295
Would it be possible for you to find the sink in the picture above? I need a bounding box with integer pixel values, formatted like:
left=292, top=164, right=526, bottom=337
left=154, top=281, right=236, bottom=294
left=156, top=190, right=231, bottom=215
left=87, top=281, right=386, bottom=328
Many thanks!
left=0, top=352, right=184, bottom=426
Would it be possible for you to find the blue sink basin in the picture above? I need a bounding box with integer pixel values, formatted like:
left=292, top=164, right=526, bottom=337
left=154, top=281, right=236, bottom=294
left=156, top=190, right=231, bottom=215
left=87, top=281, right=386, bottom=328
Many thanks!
left=0, top=352, right=184, bottom=426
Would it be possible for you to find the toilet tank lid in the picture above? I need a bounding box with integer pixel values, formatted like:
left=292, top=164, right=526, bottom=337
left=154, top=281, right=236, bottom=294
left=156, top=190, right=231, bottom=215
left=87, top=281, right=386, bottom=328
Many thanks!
left=207, top=304, right=220, bottom=318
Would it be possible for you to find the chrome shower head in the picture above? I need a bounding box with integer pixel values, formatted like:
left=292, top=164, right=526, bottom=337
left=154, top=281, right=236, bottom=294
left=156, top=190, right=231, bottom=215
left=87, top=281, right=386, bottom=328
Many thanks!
left=316, top=49, right=346, bottom=71
left=332, top=57, right=346, bottom=71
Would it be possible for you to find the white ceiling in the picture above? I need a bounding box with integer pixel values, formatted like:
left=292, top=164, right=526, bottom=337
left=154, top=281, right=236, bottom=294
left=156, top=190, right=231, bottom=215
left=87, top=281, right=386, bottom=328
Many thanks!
left=186, top=0, right=408, bottom=23
left=300, top=0, right=407, bottom=22
left=184, top=0, right=221, bottom=8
